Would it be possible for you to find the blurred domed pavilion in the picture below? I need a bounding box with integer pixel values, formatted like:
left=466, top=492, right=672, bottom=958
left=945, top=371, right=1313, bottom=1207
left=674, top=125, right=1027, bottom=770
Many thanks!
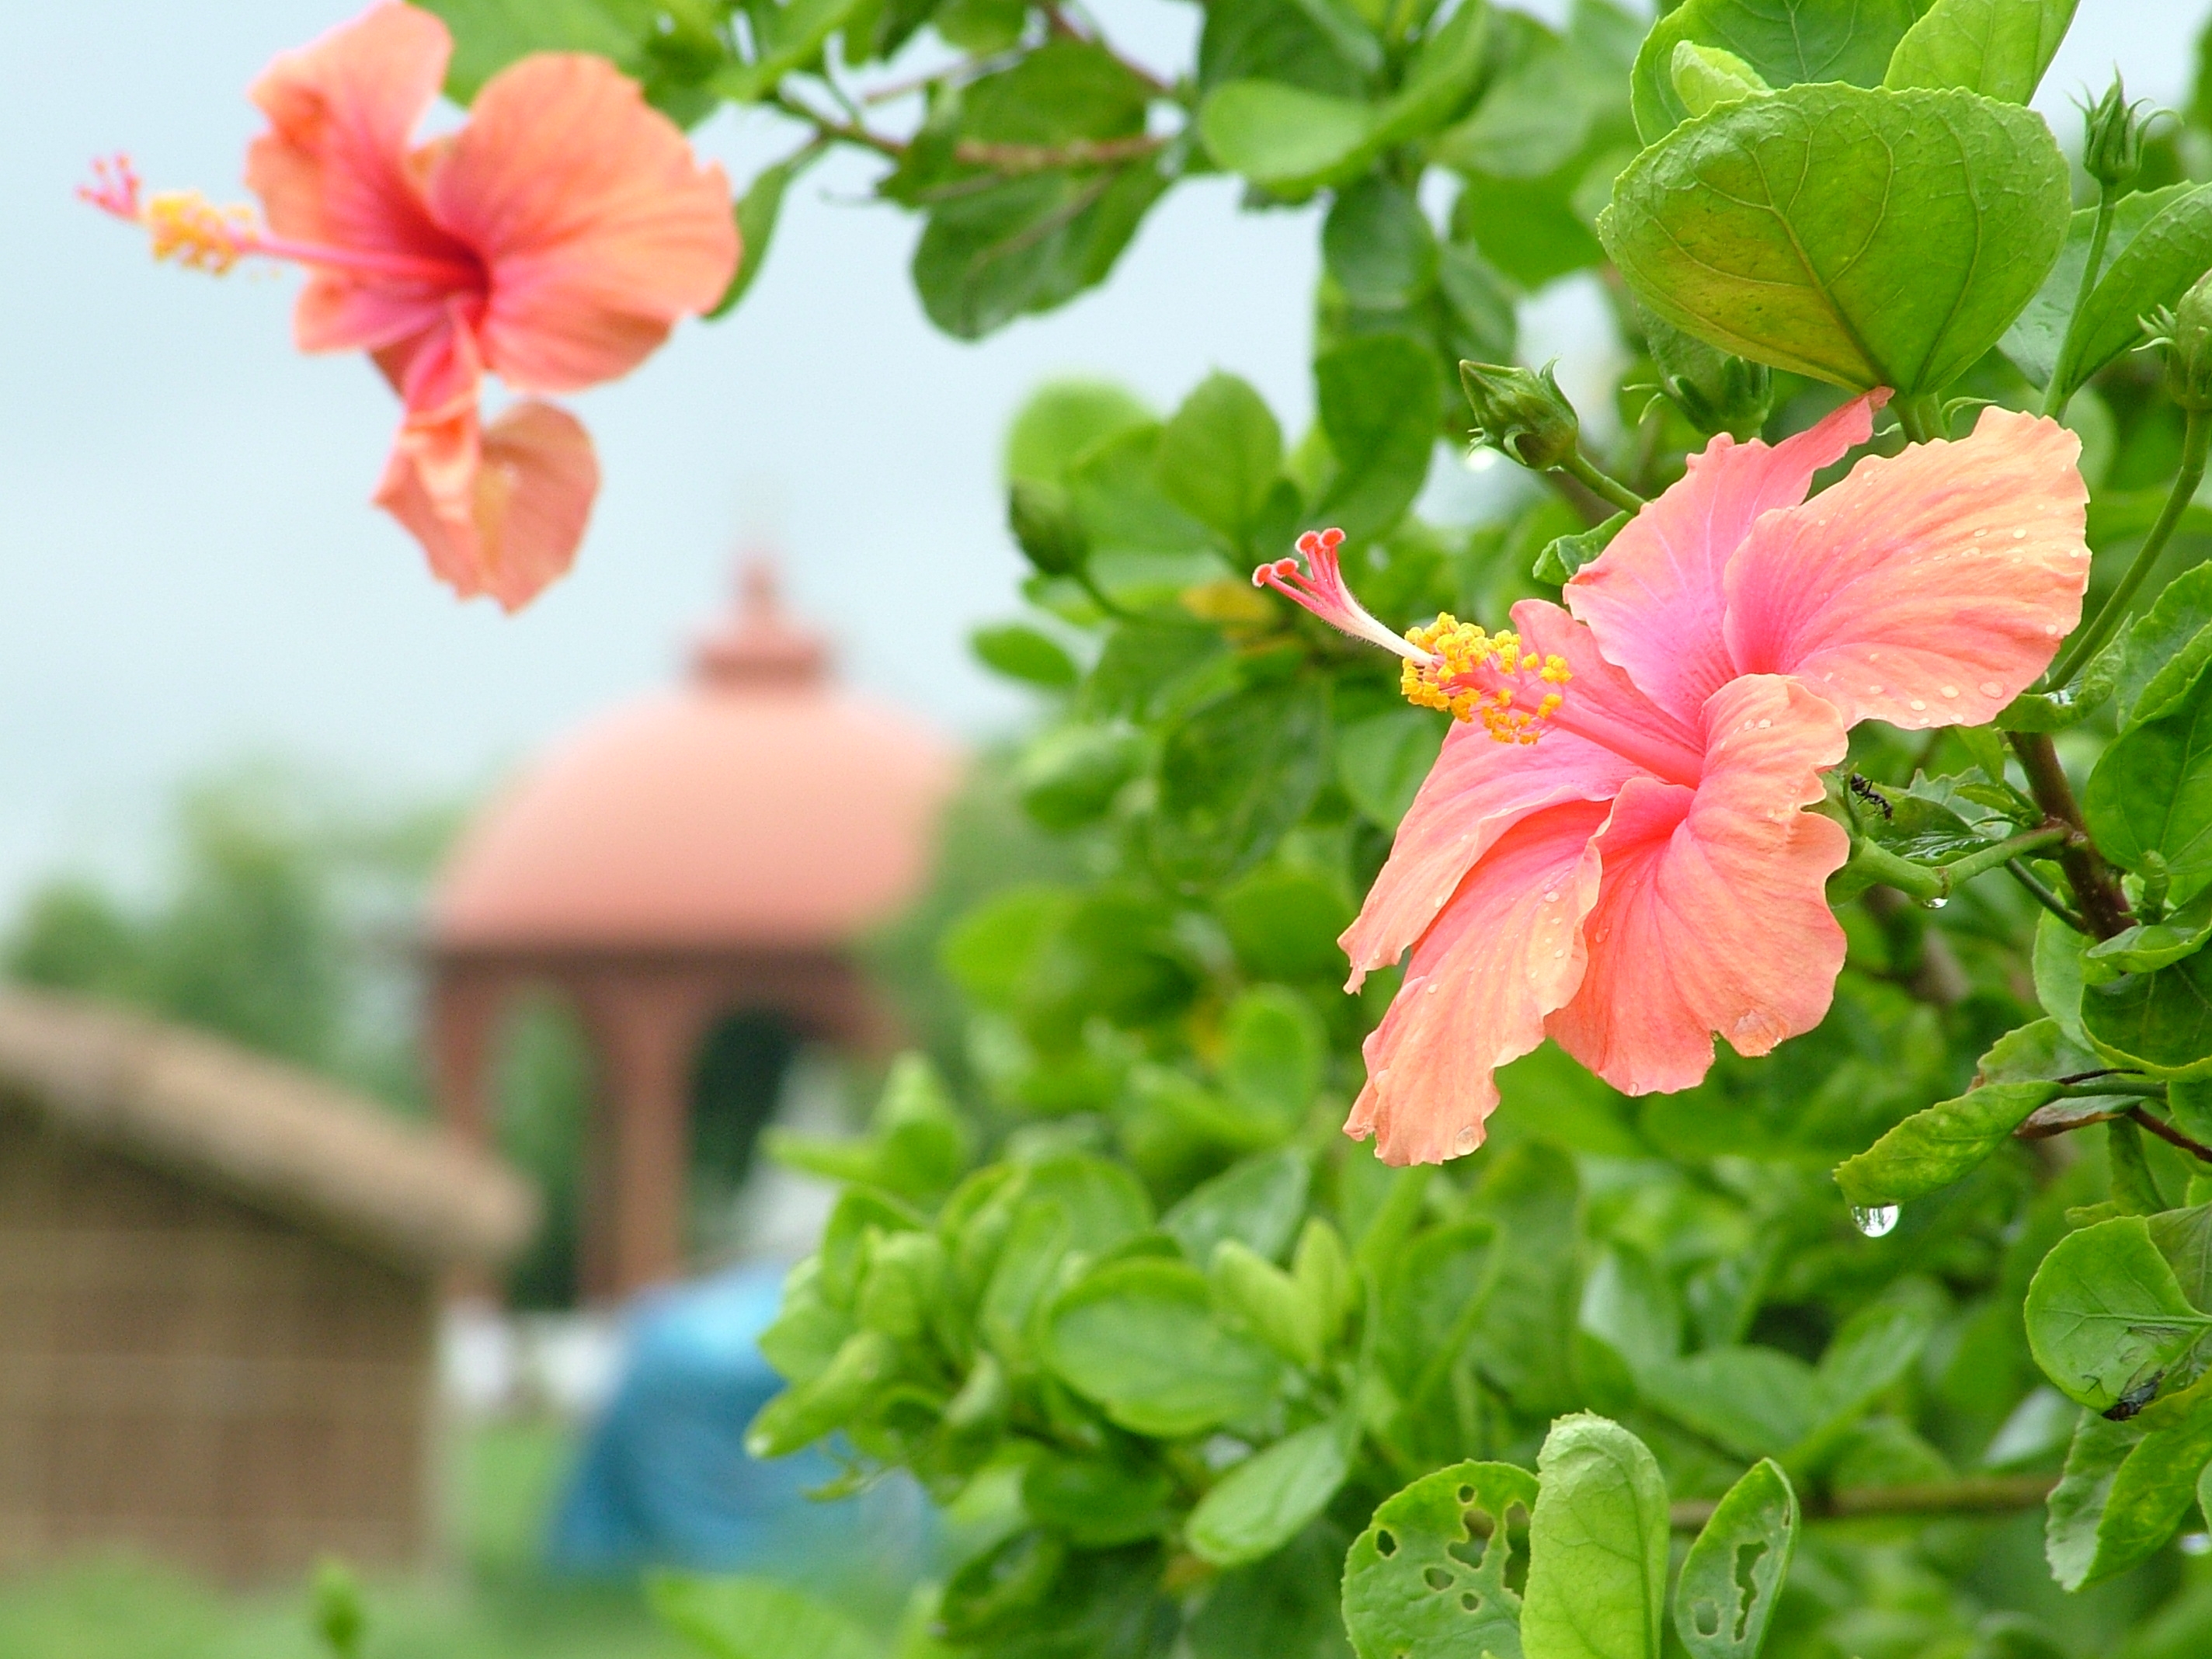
left=427, top=562, right=960, bottom=1300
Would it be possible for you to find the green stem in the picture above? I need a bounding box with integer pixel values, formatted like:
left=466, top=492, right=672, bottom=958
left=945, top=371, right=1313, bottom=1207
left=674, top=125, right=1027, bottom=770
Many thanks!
left=2043, top=187, right=2119, bottom=420
left=1557, top=450, right=1646, bottom=515
left=2049, top=405, right=2212, bottom=685
left=2006, top=857, right=2088, bottom=932
left=2051, top=1078, right=2165, bottom=1100
left=1851, top=825, right=2069, bottom=903
left=1894, top=392, right=1946, bottom=445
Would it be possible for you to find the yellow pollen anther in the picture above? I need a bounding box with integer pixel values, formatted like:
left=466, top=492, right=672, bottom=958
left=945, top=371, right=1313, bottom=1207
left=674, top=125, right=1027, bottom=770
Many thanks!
left=1399, top=614, right=1573, bottom=744
left=142, top=190, right=256, bottom=273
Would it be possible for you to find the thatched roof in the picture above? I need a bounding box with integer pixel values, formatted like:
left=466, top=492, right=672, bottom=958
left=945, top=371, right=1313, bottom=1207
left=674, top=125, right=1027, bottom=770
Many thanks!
left=0, top=987, right=536, bottom=1273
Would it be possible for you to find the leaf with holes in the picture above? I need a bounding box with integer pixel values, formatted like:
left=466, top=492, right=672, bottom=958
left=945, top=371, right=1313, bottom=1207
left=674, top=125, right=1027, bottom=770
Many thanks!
left=1341, top=1459, right=1540, bottom=1659
left=1673, top=1460, right=1797, bottom=1659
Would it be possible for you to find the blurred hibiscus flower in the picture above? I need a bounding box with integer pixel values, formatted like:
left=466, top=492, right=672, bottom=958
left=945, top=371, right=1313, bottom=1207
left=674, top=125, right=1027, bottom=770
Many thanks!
left=85, top=1, right=738, bottom=609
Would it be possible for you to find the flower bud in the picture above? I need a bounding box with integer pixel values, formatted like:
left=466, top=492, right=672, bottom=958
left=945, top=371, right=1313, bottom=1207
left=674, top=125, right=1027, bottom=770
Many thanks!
left=2082, top=73, right=2146, bottom=191
left=2148, top=270, right=2212, bottom=411
left=1641, top=311, right=1772, bottom=439
left=1459, top=360, right=1581, bottom=471
left=1007, top=478, right=1090, bottom=577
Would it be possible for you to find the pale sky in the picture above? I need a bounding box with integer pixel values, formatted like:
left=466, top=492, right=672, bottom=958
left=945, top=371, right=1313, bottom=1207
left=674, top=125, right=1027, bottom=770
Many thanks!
left=0, top=1, right=2197, bottom=901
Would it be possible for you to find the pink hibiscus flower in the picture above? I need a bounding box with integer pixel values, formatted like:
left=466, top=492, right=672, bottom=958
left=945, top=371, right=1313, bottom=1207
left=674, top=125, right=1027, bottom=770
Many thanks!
left=1254, top=396, right=2089, bottom=1164
left=82, top=1, right=738, bottom=610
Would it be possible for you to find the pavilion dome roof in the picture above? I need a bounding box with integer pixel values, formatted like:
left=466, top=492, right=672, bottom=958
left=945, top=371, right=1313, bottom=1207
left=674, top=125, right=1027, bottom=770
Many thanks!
left=431, top=563, right=961, bottom=956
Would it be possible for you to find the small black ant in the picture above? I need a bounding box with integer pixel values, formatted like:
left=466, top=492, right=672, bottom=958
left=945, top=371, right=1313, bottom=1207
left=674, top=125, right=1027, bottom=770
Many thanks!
left=1847, top=774, right=1894, bottom=821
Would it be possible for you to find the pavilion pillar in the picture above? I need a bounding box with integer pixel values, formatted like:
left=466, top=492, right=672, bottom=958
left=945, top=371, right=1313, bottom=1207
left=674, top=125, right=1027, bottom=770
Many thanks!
left=577, top=975, right=703, bottom=1300
left=426, top=965, right=510, bottom=1300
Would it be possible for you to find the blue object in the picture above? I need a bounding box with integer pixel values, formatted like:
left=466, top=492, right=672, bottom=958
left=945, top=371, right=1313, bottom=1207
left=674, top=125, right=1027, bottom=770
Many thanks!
left=546, top=1264, right=931, bottom=1577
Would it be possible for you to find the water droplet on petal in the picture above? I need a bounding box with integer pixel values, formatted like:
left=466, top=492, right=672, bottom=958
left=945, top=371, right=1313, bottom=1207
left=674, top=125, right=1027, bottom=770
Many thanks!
left=1453, top=1125, right=1479, bottom=1154
left=1542, top=889, right=1557, bottom=903
left=1940, top=685, right=1958, bottom=698
left=1852, top=1204, right=1901, bottom=1238
left=2013, top=529, right=2027, bottom=540
left=1909, top=698, right=1927, bottom=711
left=2046, top=624, right=2061, bottom=636
left=1757, top=718, right=1772, bottom=729
left=1980, top=680, right=2002, bottom=697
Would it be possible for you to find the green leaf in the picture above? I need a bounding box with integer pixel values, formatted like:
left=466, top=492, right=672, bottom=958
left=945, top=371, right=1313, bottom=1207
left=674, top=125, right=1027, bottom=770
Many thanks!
left=2001, top=183, right=2194, bottom=389
left=1341, top=1460, right=1539, bottom=1659
left=1671, top=43, right=1772, bottom=119
left=1156, top=373, right=1286, bottom=542
left=2080, top=948, right=2212, bottom=1080
left=1220, top=986, right=1327, bottom=1129
left=1435, top=35, right=1605, bottom=179
left=1672, top=1461, right=1797, bottom=1659
left=1522, top=1415, right=1669, bottom=1659
left=1599, top=84, right=2071, bottom=395
left=1534, top=510, right=1630, bottom=585
left=1188, top=1420, right=1353, bottom=1566
left=1191, top=1522, right=1355, bottom=1659
left=1021, top=1454, right=1174, bottom=1546
left=1047, top=1258, right=1286, bottom=1435
left=913, top=165, right=1169, bottom=340
left=962, top=40, right=1153, bottom=144
left=2118, top=560, right=2212, bottom=729
left=1884, top=0, right=2077, bottom=103
left=1995, top=633, right=2120, bottom=731
left=707, top=160, right=795, bottom=319
left=1006, top=379, right=1156, bottom=485
left=2045, top=1410, right=2145, bottom=1591
left=1016, top=725, right=1143, bottom=829
left=1637, top=1348, right=1823, bottom=1460
left=1315, top=334, right=1442, bottom=541
left=745, top=1329, right=902, bottom=1456
left=1211, top=1238, right=1324, bottom=1367
left=2024, top=1216, right=2212, bottom=1411
left=1629, top=0, right=1921, bottom=144
left=941, top=885, right=1073, bottom=1010
left=2035, top=908, right=2092, bottom=1048
left=1163, top=1146, right=1312, bottom=1265
left=1323, top=176, right=1439, bottom=309
left=1216, top=868, right=1355, bottom=983
left=2080, top=1372, right=2212, bottom=1584
left=1832, top=1080, right=2055, bottom=1209
left=1153, top=680, right=1334, bottom=889
left=973, top=622, right=1080, bottom=689
left=1337, top=707, right=1447, bottom=830
left=2085, top=890, right=2212, bottom=980
left=648, top=1574, right=877, bottom=1659
left=2052, top=185, right=2212, bottom=406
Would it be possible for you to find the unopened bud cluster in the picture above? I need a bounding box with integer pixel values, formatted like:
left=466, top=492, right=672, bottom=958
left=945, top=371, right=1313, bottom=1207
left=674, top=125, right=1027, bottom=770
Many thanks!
left=2082, top=74, right=2148, bottom=191
left=2148, top=270, right=2212, bottom=412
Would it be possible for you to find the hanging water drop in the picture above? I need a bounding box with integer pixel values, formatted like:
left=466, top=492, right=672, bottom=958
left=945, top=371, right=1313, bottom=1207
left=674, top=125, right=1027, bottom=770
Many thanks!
left=1922, top=896, right=1948, bottom=910
left=1852, top=1204, right=1901, bottom=1238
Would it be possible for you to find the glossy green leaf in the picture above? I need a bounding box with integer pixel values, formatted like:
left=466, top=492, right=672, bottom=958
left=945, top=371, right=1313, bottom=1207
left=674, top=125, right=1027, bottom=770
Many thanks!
left=1600, top=84, right=2070, bottom=395
left=1522, top=1415, right=1669, bottom=1659
left=1211, top=1237, right=1323, bottom=1366
left=1156, top=373, right=1286, bottom=542
left=2081, top=948, right=2212, bottom=1080
left=1533, top=510, right=1629, bottom=585
left=2052, top=185, right=2212, bottom=405
left=1153, top=680, right=1333, bottom=890
left=1314, top=333, right=1442, bottom=541
left=1163, top=1146, right=1311, bottom=1265
left=2024, top=1216, right=2212, bottom=1411
left=2085, top=891, right=2212, bottom=981
left=1832, top=1080, right=2055, bottom=1209
left=1006, top=379, right=1155, bottom=485
left=1188, top=1420, right=1352, bottom=1566
left=1216, top=868, right=1355, bottom=983
left=1669, top=43, right=1771, bottom=120
left=1995, top=632, right=2120, bottom=731
left=2081, top=1372, right=2212, bottom=1584
left=1337, top=707, right=1446, bottom=830
left=2034, top=908, right=2092, bottom=1048
left=913, top=165, right=1168, bottom=341
left=1884, top=0, right=2076, bottom=103
left=1629, top=0, right=1919, bottom=143
left=1341, top=1460, right=1539, bottom=1659
left=648, top=1574, right=876, bottom=1659
left=2045, top=1410, right=2141, bottom=1591
left=1435, top=35, right=1605, bottom=179
left=1047, top=1258, right=1285, bottom=1435
left=1672, top=1460, right=1798, bottom=1659
left=1016, top=725, right=1143, bottom=829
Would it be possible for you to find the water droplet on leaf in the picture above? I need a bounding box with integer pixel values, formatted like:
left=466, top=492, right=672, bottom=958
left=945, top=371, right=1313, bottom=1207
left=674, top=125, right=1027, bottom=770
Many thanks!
left=1852, top=1204, right=1901, bottom=1238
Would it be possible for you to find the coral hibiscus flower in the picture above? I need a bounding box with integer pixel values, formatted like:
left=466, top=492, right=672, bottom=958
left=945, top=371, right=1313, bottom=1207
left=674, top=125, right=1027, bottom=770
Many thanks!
left=83, top=1, right=738, bottom=609
left=1254, top=395, right=2089, bottom=1163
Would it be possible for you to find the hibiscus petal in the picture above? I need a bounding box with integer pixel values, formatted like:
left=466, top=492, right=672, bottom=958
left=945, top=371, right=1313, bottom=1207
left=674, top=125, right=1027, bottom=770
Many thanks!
left=1564, top=393, right=1880, bottom=725
left=376, top=398, right=598, bottom=611
left=424, top=54, right=739, bottom=394
left=1348, top=798, right=1609, bottom=1165
left=1723, top=407, right=2090, bottom=729
left=1341, top=600, right=1689, bottom=988
left=245, top=1, right=470, bottom=354
left=1546, top=676, right=1849, bottom=1096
